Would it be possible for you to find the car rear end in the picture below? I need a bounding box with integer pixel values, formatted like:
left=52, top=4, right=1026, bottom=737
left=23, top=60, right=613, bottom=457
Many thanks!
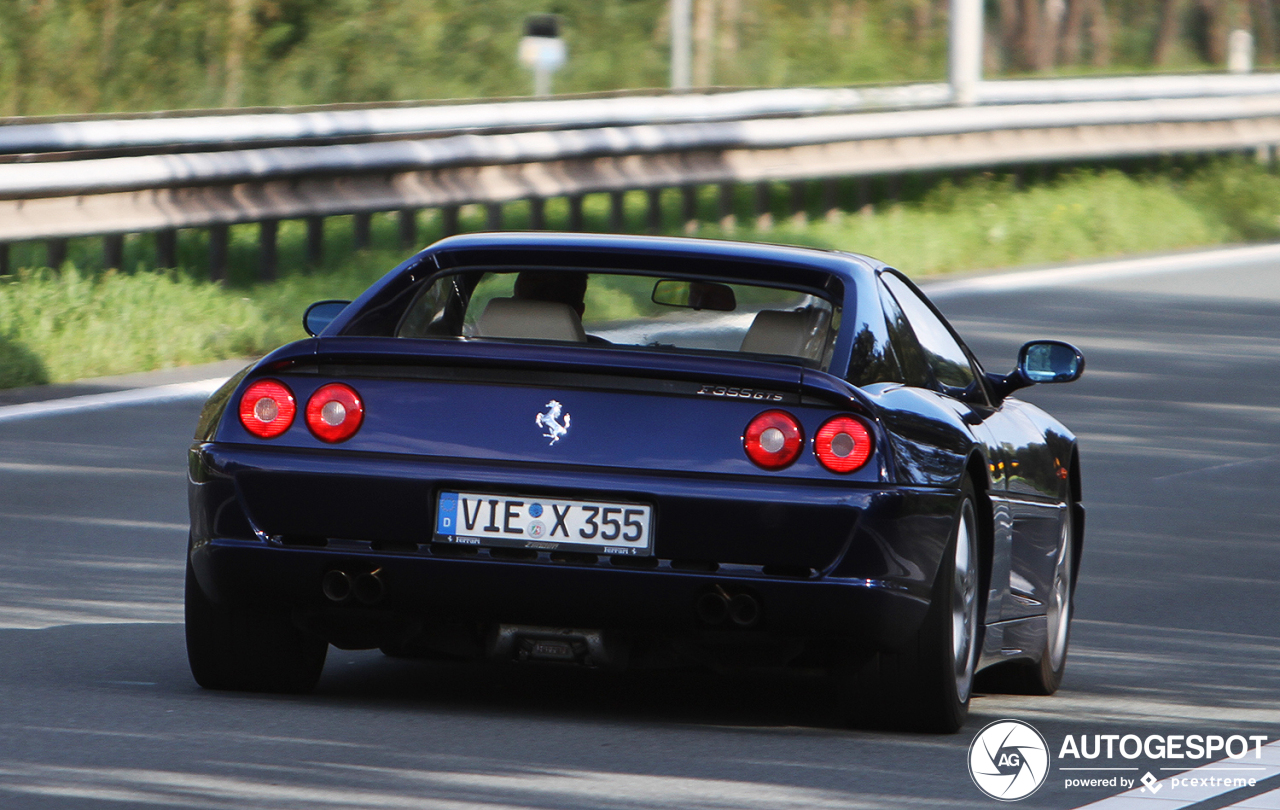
left=187, top=238, right=959, bottom=668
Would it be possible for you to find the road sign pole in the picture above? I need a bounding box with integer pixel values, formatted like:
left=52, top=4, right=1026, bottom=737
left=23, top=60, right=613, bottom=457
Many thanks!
left=949, top=0, right=983, bottom=106
left=671, top=0, right=693, bottom=90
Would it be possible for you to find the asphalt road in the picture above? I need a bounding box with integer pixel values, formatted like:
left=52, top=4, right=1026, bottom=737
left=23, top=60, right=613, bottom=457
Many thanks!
left=0, top=251, right=1277, bottom=809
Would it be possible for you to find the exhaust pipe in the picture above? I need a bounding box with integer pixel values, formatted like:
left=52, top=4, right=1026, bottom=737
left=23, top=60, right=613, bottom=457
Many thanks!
left=353, top=569, right=385, bottom=605
left=728, top=593, right=761, bottom=627
left=322, top=570, right=351, bottom=602
left=695, top=591, right=729, bottom=625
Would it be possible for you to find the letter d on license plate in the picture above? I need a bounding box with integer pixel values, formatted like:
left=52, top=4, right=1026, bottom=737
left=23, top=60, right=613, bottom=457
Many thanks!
left=435, top=491, right=653, bottom=556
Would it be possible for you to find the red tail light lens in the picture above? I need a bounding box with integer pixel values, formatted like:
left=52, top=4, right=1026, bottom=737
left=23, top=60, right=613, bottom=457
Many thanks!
left=238, top=379, right=296, bottom=439
left=305, top=383, right=364, bottom=443
left=743, top=410, right=804, bottom=470
left=814, top=415, right=874, bottom=473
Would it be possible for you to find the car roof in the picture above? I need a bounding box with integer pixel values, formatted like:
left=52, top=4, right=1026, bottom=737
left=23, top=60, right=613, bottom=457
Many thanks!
left=424, top=232, right=881, bottom=293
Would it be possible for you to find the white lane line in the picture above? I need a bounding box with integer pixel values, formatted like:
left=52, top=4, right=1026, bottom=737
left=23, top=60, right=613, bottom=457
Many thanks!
left=1227, top=787, right=1280, bottom=808
left=923, top=242, right=1280, bottom=297
left=0, top=378, right=224, bottom=424
left=1069, top=739, right=1280, bottom=809
left=0, top=512, right=187, bottom=532
left=0, top=462, right=180, bottom=477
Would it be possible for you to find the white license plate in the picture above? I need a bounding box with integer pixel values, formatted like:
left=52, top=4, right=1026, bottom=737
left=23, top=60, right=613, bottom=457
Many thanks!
left=435, top=491, right=654, bottom=555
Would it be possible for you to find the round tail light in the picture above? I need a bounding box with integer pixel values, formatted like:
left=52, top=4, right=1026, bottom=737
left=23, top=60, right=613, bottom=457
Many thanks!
left=305, top=383, right=364, bottom=443
left=743, top=410, right=804, bottom=470
left=814, top=415, right=874, bottom=473
left=238, top=379, right=296, bottom=439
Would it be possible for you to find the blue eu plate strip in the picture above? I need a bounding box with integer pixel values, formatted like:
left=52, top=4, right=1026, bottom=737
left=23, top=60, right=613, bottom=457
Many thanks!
left=437, top=492, right=458, bottom=536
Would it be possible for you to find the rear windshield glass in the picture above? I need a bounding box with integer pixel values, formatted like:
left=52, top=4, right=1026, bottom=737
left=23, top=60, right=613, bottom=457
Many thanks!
left=394, top=269, right=841, bottom=369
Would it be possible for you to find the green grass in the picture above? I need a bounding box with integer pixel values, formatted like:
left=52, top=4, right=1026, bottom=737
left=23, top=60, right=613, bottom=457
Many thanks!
left=3, top=160, right=1279, bottom=390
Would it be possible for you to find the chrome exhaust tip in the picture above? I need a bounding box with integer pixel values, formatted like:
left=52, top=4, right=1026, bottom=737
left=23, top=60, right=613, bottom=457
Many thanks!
left=321, top=570, right=351, bottom=602
left=728, top=593, right=761, bottom=627
left=352, top=569, right=385, bottom=605
left=695, top=591, right=730, bottom=625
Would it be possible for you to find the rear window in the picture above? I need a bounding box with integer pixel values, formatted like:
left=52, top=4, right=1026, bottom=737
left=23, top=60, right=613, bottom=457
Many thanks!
left=394, top=269, right=841, bottom=370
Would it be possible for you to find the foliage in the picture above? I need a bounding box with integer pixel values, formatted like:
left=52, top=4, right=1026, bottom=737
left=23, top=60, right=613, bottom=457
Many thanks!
left=3, top=0, right=1271, bottom=117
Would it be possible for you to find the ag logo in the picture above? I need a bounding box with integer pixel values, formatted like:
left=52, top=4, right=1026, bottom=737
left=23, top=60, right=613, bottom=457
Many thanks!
left=968, top=719, right=1050, bottom=801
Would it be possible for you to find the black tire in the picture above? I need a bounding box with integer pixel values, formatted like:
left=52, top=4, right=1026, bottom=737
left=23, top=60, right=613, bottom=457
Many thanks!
left=838, top=479, right=982, bottom=733
left=185, top=559, right=328, bottom=693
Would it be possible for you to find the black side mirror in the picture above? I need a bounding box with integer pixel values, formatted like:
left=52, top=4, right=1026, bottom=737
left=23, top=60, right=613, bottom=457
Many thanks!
left=303, top=300, right=351, bottom=337
left=988, top=340, right=1084, bottom=399
left=1019, top=340, right=1085, bottom=383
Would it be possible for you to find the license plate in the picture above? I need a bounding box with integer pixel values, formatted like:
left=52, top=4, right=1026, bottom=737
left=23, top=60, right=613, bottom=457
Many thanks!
left=434, top=491, right=654, bottom=556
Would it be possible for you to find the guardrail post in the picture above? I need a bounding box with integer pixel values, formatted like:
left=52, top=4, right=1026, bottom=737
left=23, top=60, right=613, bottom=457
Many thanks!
left=208, top=225, right=228, bottom=281
left=609, top=192, right=625, bottom=232
left=103, top=234, right=124, bottom=270
left=856, top=177, right=871, bottom=211
left=441, top=206, right=460, bottom=237
left=156, top=230, right=177, bottom=268
left=718, top=183, right=735, bottom=231
left=568, top=194, right=584, bottom=231
left=259, top=220, right=278, bottom=281
left=789, top=181, right=808, bottom=226
left=398, top=209, right=417, bottom=247
left=646, top=189, right=663, bottom=233
left=823, top=179, right=840, bottom=223
left=0, top=244, right=8, bottom=276
left=306, top=217, right=324, bottom=268
left=682, top=185, right=698, bottom=234
left=754, top=182, right=773, bottom=231
left=47, top=239, right=67, bottom=269
left=486, top=202, right=504, bottom=231
left=353, top=213, right=372, bottom=250
left=529, top=198, right=546, bottom=230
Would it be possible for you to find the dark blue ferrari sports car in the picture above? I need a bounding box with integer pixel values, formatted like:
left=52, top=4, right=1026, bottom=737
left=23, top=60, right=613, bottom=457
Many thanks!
left=186, top=232, right=1084, bottom=732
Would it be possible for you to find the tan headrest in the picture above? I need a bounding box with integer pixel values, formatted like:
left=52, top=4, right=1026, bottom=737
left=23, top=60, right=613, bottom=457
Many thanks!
left=740, top=309, right=812, bottom=358
left=477, top=297, right=587, bottom=343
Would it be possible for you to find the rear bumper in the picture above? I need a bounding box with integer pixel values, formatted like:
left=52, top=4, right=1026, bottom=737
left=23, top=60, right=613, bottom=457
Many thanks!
left=190, top=538, right=930, bottom=649
left=189, top=441, right=959, bottom=649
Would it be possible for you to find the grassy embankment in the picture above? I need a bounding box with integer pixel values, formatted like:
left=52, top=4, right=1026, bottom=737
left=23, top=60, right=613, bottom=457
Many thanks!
left=2, top=161, right=1278, bottom=390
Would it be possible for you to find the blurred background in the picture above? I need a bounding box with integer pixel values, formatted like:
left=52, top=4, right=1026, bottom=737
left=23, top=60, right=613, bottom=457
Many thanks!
left=0, top=0, right=1275, bottom=116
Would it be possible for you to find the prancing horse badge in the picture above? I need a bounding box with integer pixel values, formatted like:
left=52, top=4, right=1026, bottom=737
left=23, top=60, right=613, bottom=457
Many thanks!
left=536, top=400, right=570, bottom=445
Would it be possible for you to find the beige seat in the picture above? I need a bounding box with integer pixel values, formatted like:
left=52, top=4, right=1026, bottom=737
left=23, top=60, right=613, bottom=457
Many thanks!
left=740, top=309, right=813, bottom=359
left=476, top=297, right=587, bottom=342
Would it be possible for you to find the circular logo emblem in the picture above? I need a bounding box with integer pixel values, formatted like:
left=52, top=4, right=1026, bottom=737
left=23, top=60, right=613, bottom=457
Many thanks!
left=527, top=520, right=547, bottom=539
left=968, top=719, right=1050, bottom=801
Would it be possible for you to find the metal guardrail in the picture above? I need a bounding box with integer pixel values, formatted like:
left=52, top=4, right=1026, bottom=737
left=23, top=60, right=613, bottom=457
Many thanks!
left=3, top=76, right=1280, bottom=276
left=6, top=93, right=1280, bottom=200
left=5, top=74, right=1280, bottom=156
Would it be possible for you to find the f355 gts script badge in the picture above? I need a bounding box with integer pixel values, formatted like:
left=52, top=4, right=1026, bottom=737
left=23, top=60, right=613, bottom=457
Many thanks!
left=535, top=400, right=571, bottom=445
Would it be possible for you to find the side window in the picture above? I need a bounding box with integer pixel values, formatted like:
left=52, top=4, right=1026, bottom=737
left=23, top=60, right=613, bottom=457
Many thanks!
left=878, top=283, right=929, bottom=388
left=880, top=272, right=979, bottom=392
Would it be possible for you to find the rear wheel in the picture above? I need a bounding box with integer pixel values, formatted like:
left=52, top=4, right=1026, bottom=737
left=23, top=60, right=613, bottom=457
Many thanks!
left=185, top=558, right=328, bottom=693
left=837, top=480, right=981, bottom=733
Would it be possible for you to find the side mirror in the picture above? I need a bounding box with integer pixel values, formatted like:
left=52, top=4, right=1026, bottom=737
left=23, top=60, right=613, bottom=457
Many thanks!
left=1018, top=340, right=1084, bottom=384
left=303, top=300, right=351, bottom=337
left=988, top=340, right=1084, bottom=400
